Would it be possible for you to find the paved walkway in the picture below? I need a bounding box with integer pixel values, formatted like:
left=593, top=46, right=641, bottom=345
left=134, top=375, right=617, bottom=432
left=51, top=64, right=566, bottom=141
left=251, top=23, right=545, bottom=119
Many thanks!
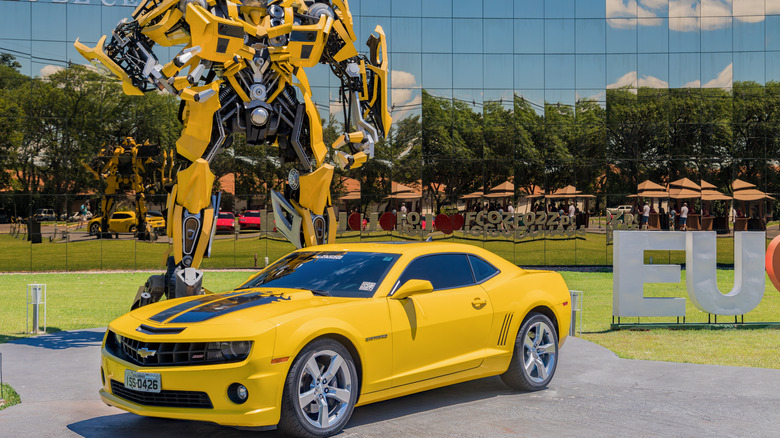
left=1, top=328, right=779, bottom=437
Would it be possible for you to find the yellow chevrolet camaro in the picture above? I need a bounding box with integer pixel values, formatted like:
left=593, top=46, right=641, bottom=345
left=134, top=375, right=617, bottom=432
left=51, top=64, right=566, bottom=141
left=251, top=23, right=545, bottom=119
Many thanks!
left=99, top=242, right=571, bottom=437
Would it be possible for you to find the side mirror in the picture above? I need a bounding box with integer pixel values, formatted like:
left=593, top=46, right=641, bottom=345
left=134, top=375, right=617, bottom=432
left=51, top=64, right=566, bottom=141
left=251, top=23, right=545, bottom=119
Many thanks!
left=391, top=279, right=434, bottom=300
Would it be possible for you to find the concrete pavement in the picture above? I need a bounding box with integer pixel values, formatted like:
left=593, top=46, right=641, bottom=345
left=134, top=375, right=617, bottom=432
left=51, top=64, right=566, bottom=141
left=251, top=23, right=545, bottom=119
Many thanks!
left=1, top=328, right=779, bottom=437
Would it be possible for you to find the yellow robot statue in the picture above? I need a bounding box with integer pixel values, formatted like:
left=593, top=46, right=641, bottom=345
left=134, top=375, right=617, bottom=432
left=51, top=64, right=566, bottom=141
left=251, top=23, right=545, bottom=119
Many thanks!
left=83, top=137, right=174, bottom=240
left=74, top=0, right=390, bottom=307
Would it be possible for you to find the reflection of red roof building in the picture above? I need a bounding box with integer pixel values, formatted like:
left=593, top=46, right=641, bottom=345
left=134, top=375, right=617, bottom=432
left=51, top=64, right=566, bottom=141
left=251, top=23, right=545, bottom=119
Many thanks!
left=217, top=173, right=235, bottom=195
left=337, top=177, right=361, bottom=200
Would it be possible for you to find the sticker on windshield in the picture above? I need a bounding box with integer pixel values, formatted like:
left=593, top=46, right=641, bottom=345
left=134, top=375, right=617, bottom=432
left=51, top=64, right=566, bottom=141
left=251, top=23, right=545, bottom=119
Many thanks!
left=383, top=257, right=393, bottom=261
left=316, top=254, right=344, bottom=260
left=359, top=282, right=376, bottom=292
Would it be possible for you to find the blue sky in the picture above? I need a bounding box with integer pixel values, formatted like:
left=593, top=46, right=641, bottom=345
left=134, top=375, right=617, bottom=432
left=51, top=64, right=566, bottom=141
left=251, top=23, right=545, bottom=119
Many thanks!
left=3, top=0, right=780, bottom=118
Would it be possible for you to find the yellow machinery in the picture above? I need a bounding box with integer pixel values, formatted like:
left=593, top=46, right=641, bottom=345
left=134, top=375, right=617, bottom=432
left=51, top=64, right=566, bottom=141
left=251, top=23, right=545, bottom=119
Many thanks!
left=84, top=137, right=174, bottom=240
left=75, top=0, right=390, bottom=306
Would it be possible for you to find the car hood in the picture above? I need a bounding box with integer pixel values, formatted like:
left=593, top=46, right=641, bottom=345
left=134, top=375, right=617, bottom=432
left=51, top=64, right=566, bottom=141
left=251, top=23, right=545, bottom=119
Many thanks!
left=126, top=288, right=356, bottom=328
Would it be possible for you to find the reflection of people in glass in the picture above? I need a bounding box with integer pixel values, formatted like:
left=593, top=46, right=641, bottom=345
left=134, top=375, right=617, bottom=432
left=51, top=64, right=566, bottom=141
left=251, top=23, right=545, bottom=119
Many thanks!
left=640, top=201, right=650, bottom=229
left=680, top=202, right=689, bottom=231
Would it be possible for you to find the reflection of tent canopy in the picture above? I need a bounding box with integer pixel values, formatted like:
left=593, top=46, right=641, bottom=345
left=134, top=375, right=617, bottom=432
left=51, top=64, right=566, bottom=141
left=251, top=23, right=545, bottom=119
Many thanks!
left=700, top=180, right=732, bottom=201
left=669, top=177, right=700, bottom=191
left=484, top=181, right=514, bottom=198
left=634, top=180, right=669, bottom=198
left=544, top=184, right=595, bottom=199
left=388, top=181, right=422, bottom=199
left=667, top=178, right=701, bottom=199
left=628, top=190, right=668, bottom=198
left=638, top=180, right=666, bottom=192
left=732, top=179, right=775, bottom=201
left=519, top=185, right=545, bottom=199
left=461, top=190, right=483, bottom=199
left=669, top=188, right=701, bottom=199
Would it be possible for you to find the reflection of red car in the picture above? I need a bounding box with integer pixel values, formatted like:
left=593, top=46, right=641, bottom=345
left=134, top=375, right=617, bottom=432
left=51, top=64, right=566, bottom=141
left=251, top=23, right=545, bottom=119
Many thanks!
left=215, top=212, right=236, bottom=233
left=238, top=210, right=262, bottom=230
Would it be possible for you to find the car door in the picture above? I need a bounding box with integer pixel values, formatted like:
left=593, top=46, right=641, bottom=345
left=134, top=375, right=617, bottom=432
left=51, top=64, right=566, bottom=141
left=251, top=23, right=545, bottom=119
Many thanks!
left=387, top=253, right=493, bottom=387
left=109, top=213, right=132, bottom=232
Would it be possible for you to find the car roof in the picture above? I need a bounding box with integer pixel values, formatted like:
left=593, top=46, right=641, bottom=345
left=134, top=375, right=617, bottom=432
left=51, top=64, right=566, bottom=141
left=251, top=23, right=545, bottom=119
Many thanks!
left=294, top=241, right=503, bottom=261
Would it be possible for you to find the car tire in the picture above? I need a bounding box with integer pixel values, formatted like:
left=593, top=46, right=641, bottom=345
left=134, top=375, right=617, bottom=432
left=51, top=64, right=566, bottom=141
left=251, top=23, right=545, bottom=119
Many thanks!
left=500, top=312, right=558, bottom=392
left=129, top=225, right=137, bottom=234
left=89, top=222, right=101, bottom=235
left=278, top=339, right=359, bottom=438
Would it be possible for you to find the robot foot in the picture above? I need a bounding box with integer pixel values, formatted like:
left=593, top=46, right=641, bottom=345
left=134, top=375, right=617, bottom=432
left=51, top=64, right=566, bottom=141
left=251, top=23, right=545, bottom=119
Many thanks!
left=172, top=266, right=204, bottom=299
left=131, top=274, right=167, bottom=309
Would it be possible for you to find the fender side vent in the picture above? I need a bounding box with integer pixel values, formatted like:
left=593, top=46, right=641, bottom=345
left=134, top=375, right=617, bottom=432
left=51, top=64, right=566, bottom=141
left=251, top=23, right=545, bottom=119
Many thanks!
left=498, top=313, right=514, bottom=346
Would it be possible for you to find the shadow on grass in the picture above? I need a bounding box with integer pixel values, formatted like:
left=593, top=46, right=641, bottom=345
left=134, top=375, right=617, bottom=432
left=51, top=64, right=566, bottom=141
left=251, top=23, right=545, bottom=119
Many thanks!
left=8, top=327, right=105, bottom=349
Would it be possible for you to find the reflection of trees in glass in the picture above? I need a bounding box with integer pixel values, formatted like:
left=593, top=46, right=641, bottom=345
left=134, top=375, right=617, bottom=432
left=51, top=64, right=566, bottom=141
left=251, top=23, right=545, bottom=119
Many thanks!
left=0, top=59, right=178, bottom=213
left=4, top=48, right=780, bottom=217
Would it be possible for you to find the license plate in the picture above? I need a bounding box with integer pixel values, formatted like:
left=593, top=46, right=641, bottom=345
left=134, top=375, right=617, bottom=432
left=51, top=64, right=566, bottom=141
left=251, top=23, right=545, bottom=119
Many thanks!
left=124, top=370, right=161, bottom=393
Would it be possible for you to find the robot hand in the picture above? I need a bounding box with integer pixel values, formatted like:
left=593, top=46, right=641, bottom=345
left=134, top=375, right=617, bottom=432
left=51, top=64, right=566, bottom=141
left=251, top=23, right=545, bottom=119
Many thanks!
left=75, top=19, right=160, bottom=95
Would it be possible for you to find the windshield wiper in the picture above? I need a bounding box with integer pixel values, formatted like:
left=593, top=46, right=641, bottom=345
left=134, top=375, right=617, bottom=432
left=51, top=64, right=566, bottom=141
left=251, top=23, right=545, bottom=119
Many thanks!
left=309, top=289, right=331, bottom=296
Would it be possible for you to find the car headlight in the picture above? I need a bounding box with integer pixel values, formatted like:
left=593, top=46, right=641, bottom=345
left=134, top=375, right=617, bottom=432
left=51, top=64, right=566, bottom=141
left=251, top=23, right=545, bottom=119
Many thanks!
left=206, top=341, right=253, bottom=361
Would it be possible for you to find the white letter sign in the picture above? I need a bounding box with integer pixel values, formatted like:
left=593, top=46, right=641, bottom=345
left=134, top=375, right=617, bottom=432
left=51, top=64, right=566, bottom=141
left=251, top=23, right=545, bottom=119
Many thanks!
left=685, top=232, right=765, bottom=315
left=613, top=231, right=687, bottom=317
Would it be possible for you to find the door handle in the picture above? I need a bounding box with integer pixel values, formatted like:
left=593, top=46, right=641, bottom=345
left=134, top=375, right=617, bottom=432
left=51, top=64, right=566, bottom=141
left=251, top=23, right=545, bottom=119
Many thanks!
left=472, top=298, right=487, bottom=310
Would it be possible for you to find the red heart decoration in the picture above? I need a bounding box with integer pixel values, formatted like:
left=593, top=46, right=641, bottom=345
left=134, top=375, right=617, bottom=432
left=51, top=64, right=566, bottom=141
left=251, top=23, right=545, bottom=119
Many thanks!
left=450, top=213, right=465, bottom=230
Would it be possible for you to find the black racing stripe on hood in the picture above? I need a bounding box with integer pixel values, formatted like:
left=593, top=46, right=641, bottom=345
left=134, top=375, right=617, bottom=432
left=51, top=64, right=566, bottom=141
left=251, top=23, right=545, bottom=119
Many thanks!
left=167, top=292, right=291, bottom=323
left=148, top=291, right=248, bottom=323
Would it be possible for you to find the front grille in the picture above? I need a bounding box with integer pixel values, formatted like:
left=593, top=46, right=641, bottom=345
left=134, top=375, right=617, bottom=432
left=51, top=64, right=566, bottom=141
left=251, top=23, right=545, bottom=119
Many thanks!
left=110, top=380, right=212, bottom=409
left=105, top=331, right=251, bottom=367
left=120, top=336, right=212, bottom=366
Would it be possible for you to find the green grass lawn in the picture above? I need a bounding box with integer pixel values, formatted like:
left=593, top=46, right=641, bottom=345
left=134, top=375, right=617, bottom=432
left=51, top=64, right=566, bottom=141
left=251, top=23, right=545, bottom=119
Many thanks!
left=0, top=383, right=21, bottom=411
left=0, top=228, right=751, bottom=272
left=560, top=270, right=780, bottom=369
left=0, top=269, right=778, bottom=369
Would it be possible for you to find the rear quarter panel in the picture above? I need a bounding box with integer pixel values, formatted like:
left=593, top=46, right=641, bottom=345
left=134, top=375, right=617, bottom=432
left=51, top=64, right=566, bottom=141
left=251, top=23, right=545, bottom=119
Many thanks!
left=480, top=268, right=571, bottom=372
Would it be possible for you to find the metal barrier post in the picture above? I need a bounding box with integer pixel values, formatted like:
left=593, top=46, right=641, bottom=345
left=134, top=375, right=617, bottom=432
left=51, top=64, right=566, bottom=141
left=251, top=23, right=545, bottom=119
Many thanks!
left=569, top=290, right=583, bottom=337
left=27, top=284, right=47, bottom=334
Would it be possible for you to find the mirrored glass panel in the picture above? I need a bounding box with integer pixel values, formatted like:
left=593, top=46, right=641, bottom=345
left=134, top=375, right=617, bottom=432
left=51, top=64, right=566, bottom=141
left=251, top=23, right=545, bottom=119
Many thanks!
left=576, top=19, right=606, bottom=54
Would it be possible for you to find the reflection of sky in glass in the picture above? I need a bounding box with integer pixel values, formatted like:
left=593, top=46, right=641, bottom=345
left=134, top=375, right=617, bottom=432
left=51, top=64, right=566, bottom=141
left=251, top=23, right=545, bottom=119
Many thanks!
left=3, top=0, right=780, bottom=109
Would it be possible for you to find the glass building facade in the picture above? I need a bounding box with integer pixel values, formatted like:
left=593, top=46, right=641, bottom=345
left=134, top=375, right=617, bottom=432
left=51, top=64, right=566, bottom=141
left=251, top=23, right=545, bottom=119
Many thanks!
left=2, top=0, right=780, bottom=270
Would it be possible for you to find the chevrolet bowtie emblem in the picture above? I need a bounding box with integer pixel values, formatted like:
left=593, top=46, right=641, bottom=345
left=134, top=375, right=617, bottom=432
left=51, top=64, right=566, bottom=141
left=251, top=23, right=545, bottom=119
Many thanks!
left=137, top=347, right=157, bottom=359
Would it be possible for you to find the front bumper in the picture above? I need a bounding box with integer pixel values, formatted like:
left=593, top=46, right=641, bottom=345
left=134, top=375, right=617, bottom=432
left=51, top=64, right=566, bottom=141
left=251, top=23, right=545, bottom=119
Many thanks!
left=100, top=348, right=287, bottom=428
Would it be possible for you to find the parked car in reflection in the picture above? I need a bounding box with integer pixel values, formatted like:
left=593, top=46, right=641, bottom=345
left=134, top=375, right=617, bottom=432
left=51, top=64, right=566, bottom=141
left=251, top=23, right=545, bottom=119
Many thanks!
left=238, top=210, right=262, bottom=230
left=216, top=211, right=236, bottom=233
left=88, top=211, right=139, bottom=235
left=33, top=208, right=57, bottom=222
left=146, top=211, right=166, bottom=235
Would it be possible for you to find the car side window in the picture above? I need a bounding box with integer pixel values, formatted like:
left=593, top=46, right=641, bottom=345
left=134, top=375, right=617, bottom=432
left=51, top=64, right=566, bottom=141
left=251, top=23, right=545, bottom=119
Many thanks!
left=114, top=213, right=129, bottom=220
left=468, top=255, right=499, bottom=283
left=397, top=254, right=475, bottom=291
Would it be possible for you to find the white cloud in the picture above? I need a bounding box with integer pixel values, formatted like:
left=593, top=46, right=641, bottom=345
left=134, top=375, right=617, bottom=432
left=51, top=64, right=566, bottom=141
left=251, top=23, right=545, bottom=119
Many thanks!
left=391, top=94, right=422, bottom=121
left=607, top=0, right=657, bottom=18
left=607, top=70, right=670, bottom=91
left=607, top=71, right=638, bottom=89
left=639, top=74, right=669, bottom=88
left=669, top=0, right=700, bottom=17
left=703, top=62, right=733, bottom=89
left=611, top=0, right=769, bottom=30
left=701, top=0, right=733, bottom=17
left=392, top=88, right=414, bottom=106
left=391, top=70, right=417, bottom=89
left=641, top=0, right=669, bottom=10
left=683, top=79, right=701, bottom=88
left=733, top=0, right=764, bottom=17
left=39, top=65, right=64, bottom=78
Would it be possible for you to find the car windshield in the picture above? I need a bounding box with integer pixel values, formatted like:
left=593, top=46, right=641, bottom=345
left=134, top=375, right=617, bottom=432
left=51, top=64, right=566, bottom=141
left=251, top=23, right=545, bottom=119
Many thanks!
left=218, top=213, right=234, bottom=219
left=147, top=211, right=162, bottom=217
left=244, top=211, right=261, bottom=217
left=238, top=251, right=400, bottom=298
